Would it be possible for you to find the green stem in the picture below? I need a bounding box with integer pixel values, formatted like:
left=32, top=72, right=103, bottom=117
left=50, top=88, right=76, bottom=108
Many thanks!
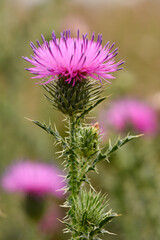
left=68, top=115, right=80, bottom=239
left=68, top=115, right=79, bottom=198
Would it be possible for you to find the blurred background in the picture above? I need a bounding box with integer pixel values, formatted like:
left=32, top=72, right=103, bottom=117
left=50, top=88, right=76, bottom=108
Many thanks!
left=0, top=0, right=160, bottom=239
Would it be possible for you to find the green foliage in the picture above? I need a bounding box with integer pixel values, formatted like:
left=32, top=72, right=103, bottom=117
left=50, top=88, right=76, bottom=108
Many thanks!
left=28, top=110, right=136, bottom=239
left=30, top=111, right=141, bottom=239
left=104, top=134, right=143, bottom=157
left=27, top=118, right=67, bottom=148
left=75, top=97, right=106, bottom=124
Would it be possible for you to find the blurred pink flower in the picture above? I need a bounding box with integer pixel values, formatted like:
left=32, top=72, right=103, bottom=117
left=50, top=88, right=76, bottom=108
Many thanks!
left=99, top=99, right=158, bottom=135
left=1, top=161, right=65, bottom=197
left=23, top=30, right=124, bottom=85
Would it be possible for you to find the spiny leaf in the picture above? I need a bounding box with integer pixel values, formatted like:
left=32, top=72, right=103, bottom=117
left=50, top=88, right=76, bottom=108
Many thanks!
left=89, top=213, right=118, bottom=238
left=99, top=213, right=119, bottom=228
left=25, top=118, right=67, bottom=147
left=76, top=97, right=106, bottom=124
left=92, top=152, right=107, bottom=168
left=105, top=134, right=143, bottom=156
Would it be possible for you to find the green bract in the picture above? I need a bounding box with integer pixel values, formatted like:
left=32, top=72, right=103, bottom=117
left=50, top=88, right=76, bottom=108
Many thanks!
left=64, top=190, right=118, bottom=239
left=43, top=78, right=102, bottom=115
left=75, top=125, right=99, bottom=158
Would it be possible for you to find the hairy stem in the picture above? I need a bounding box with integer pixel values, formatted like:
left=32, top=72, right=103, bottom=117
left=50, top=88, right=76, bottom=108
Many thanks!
left=67, top=116, right=80, bottom=239
left=68, top=115, right=80, bottom=198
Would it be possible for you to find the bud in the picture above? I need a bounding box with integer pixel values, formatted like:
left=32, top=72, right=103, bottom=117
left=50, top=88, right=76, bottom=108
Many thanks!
left=43, top=78, right=102, bottom=115
left=92, top=122, right=100, bottom=133
left=69, top=190, right=111, bottom=237
left=75, top=123, right=100, bottom=158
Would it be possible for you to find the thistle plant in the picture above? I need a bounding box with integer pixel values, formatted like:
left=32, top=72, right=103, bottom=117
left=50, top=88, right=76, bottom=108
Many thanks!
left=23, top=30, right=139, bottom=239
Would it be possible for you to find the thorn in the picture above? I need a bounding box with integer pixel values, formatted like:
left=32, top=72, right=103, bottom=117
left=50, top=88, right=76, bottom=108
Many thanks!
left=24, top=117, right=33, bottom=122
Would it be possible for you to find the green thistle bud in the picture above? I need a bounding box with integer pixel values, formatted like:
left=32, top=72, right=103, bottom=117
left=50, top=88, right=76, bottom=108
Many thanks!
left=66, top=190, right=115, bottom=238
left=75, top=123, right=100, bottom=158
left=43, top=78, right=102, bottom=115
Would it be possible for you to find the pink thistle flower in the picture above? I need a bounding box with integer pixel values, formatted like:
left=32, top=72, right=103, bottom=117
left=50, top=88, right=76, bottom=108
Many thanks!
left=23, top=30, right=124, bottom=85
left=1, top=161, right=66, bottom=197
left=99, top=99, right=158, bottom=135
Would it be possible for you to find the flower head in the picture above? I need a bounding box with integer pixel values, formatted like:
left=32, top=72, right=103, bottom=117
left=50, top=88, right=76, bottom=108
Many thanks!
left=1, top=161, right=65, bottom=197
left=99, top=99, right=158, bottom=135
left=23, top=30, right=124, bottom=85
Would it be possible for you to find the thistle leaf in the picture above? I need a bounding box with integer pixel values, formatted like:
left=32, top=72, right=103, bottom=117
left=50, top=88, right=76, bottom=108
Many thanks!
left=92, top=152, right=107, bottom=168
left=76, top=97, right=106, bottom=124
left=25, top=118, right=67, bottom=147
left=99, top=213, right=119, bottom=228
left=89, top=213, right=118, bottom=237
left=105, top=134, right=143, bottom=157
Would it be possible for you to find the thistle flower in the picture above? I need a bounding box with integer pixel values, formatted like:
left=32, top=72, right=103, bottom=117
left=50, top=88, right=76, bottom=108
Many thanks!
left=23, top=30, right=124, bottom=86
left=99, top=99, right=158, bottom=135
left=1, top=161, right=65, bottom=197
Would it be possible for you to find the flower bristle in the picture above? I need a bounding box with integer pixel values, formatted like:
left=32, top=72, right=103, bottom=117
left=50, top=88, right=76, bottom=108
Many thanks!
left=23, top=30, right=124, bottom=85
